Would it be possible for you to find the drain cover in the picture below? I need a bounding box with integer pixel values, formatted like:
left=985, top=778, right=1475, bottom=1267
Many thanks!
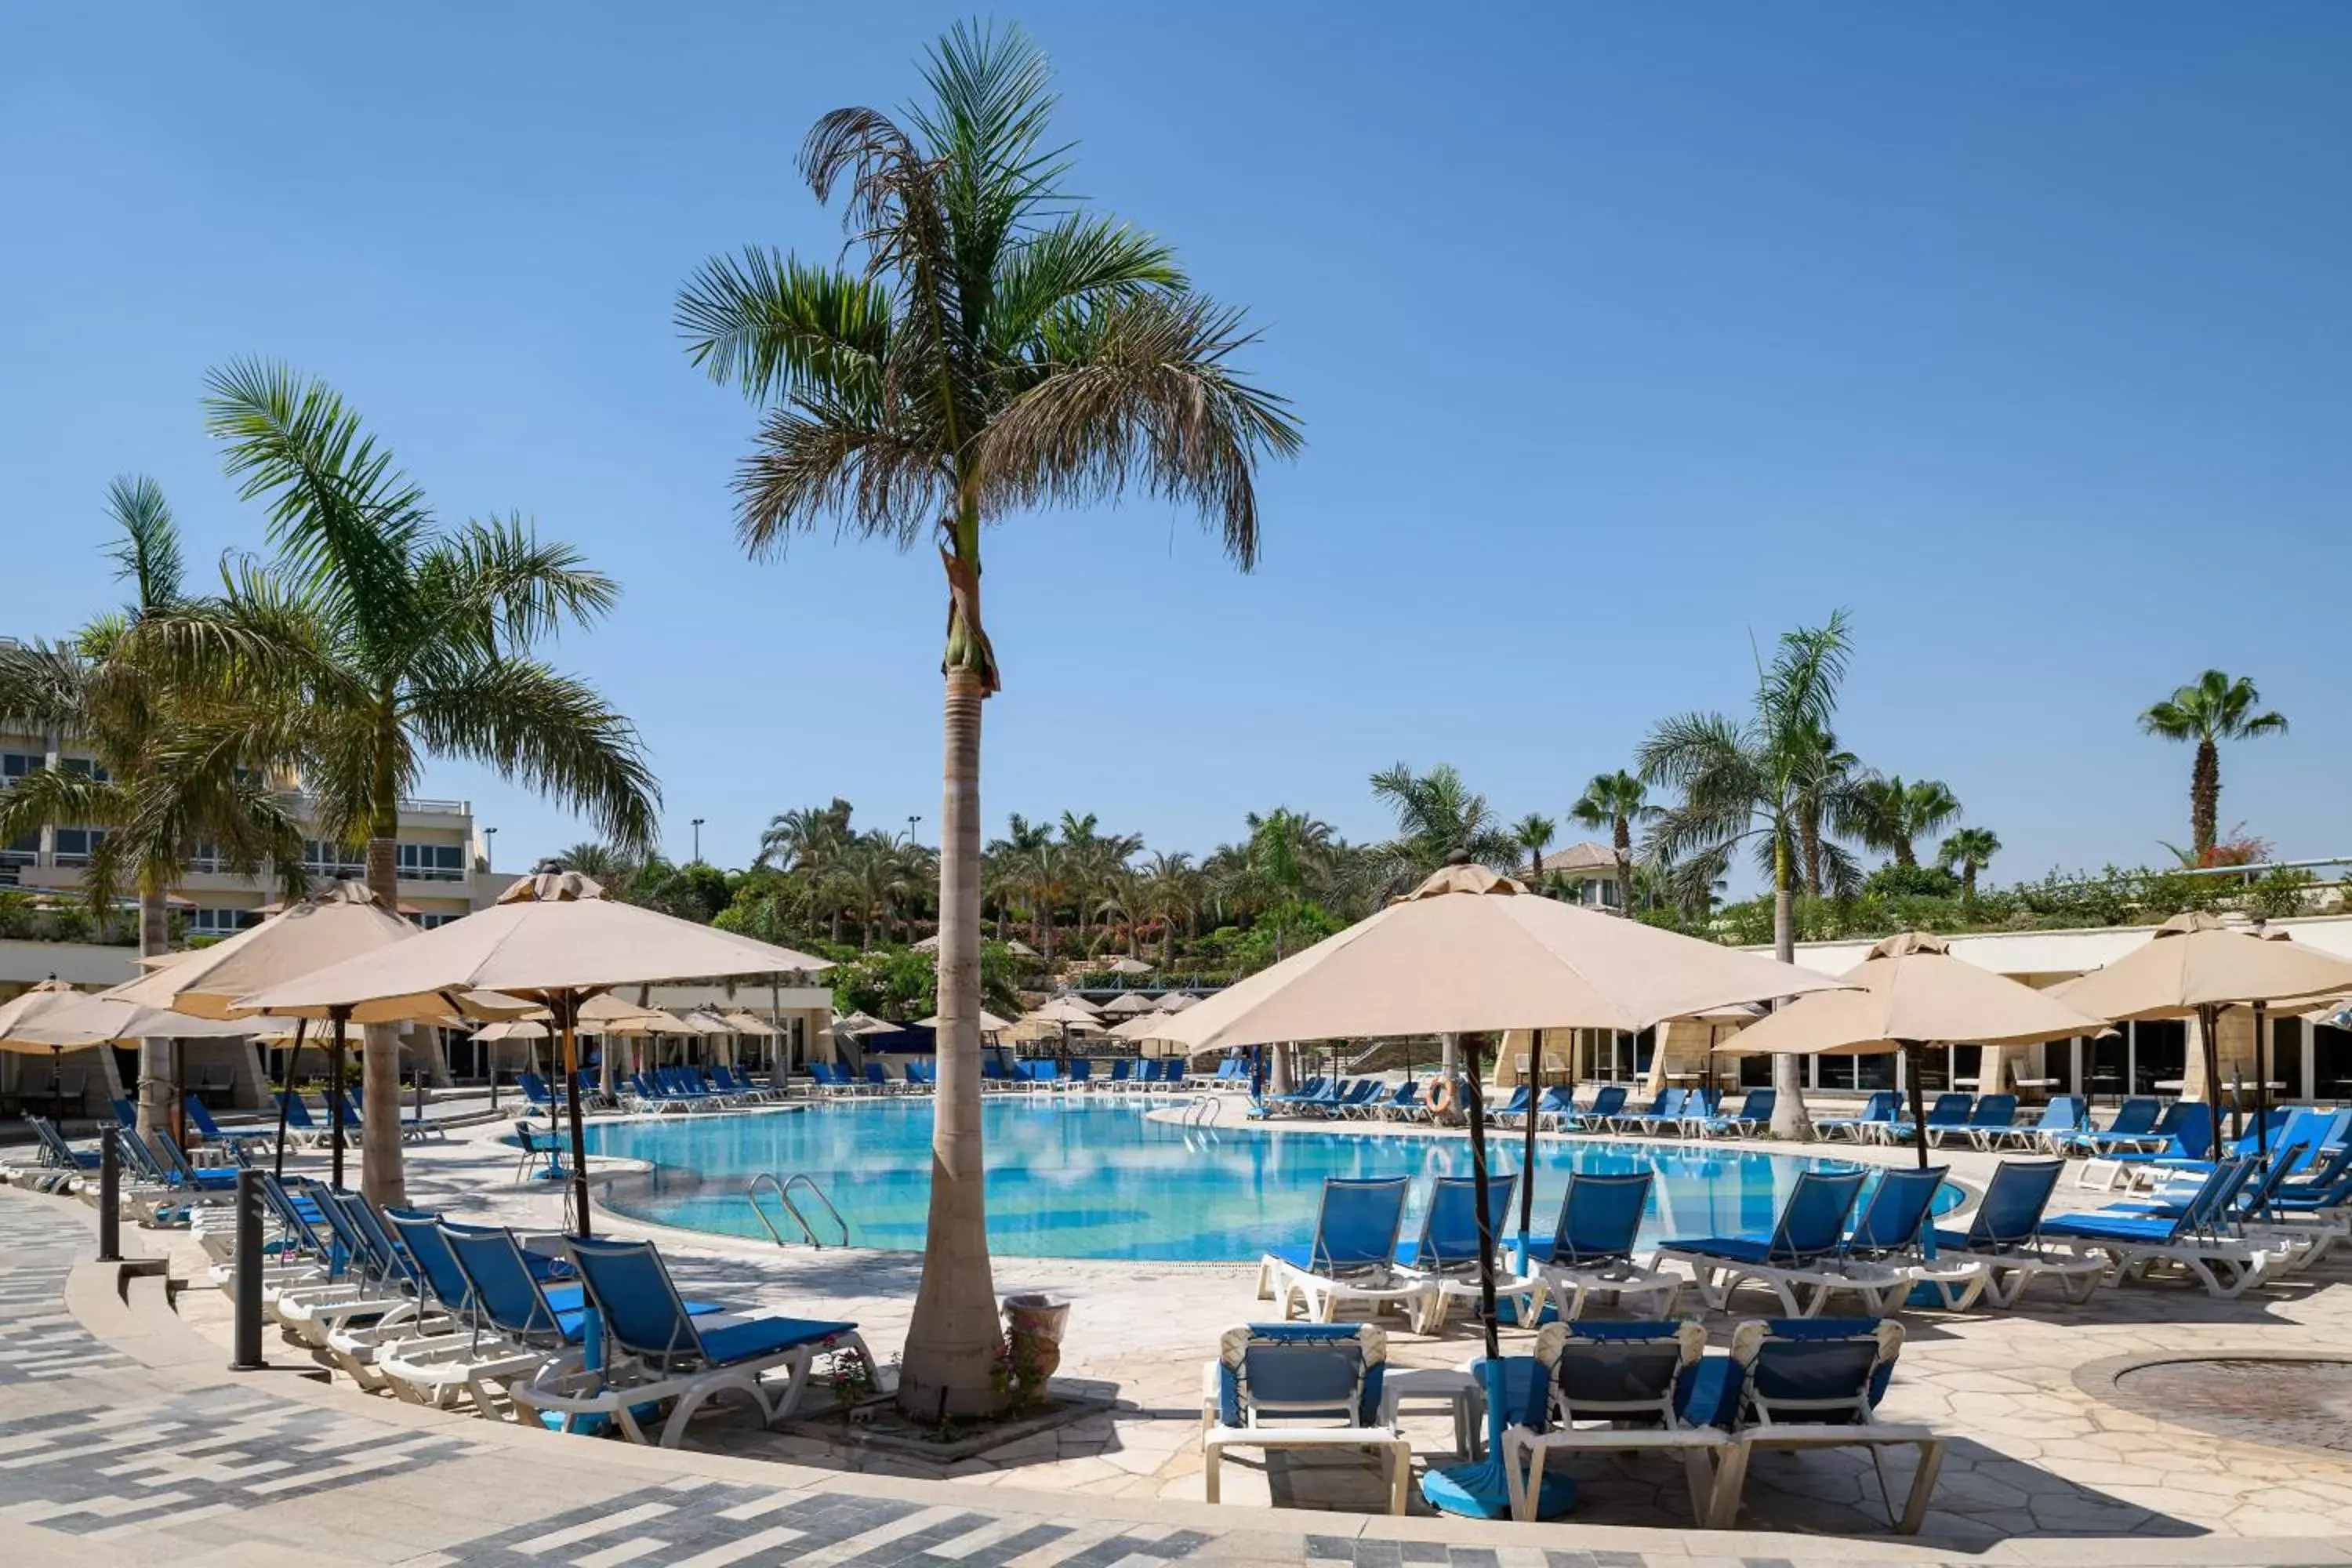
left=2114, top=1357, right=2352, bottom=1454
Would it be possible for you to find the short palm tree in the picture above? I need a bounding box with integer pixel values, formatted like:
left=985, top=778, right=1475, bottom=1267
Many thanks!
left=757, top=797, right=855, bottom=873
left=175, top=361, right=660, bottom=1207
left=1511, top=812, right=1556, bottom=886
left=1368, top=763, right=1516, bottom=888
left=1855, top=775, right=1962, bottom=869
left=0, top=477, right=307, bottom=1146
left=1937, top=826, right=2001, bottom=906
left=1639, top=612, right=1857, bottom=1138
left=1568, top=771, right=1660, bottom=914
left=674, top=24, right=1297, bottom=1416
left=2140, top=671, right=2288, bottom=862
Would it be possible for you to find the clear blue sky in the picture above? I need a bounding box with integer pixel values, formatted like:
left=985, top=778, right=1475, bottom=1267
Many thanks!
left=5, top=5, right=2346, bottom=887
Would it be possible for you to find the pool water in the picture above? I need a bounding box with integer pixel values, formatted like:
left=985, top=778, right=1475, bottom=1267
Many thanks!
left=587, top=1098, right=1961, bottom=1262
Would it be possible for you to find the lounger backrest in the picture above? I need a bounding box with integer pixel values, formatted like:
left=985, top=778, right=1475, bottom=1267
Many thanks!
left=1528, top=1319, right=1708, bottom=1431
left=1218, top=1323, right=1383, bottom=1428
left=1738, top=1088, right=1778, bottom=1123
left=1726, top=1318, right=1902, bottom=1428
left=1970, top=1094, right=2019, bottom=1127
left=1859, top=1091, right=1896, bottom=1123
left=1656, top=1089, right=1687, bottom=1119
left=1411, top=1173, right=1515, bottom=1272
left=2154, top=1100, right=2215, bottom=1160
left=2104, top=1097, right=2160, bottom=1137
left=1967, top=1157, right=2065, bottom=1247
left=1069, top=1060, right=1091, bottom=1083
left=1588, top=1086, right=1628, bottom=1119
left=1845, top=1166, right=1947, bottom=1256
left=1925, top=1093, right=1973, bottom=1125
left=31, top=1118, right=81, bottom=1167
left=2034, top=1095, right=2086, bottom=1131
left=385, top=1210, right=475, bottom=1314
left=563, top=1234, right=706, bottom=1368
left=183, top=1097, right=224, bottom=1139
left=442, top=1224, right=569, bottom=1345
left=1766, top=1167, right=1869, bottom=1262
left=112, top=1098, right=137, bottom=1130
left=1308, top=1176, right=1412, bottom=1276
left=1688, top=1089, right=1721, bottom=1120
left=1551, top=1170, right=1653, bottom=1265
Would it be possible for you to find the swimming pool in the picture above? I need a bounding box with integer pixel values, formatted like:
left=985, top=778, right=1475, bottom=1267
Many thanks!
left=587, top=1098, right=1960, bottom=1262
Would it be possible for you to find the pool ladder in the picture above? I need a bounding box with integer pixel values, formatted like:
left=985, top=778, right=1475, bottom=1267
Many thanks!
left=1179, top=1094, right=1223, bottom=1149
left=746, top=1171, right=855, bottom=1248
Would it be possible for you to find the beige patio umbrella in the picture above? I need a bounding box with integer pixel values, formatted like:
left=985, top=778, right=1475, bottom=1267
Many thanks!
left=0, top=978, right=104, bottom=1124
left=1108, top=1007, right=1178, bottom=1040
left=680, top=1008, right=739, bottom=1069
left=915, top=1008, right=1016, bottom=1035
left=1107, top=956, right=1153, bottom=976
left=1152, top=857, right=1840, bottom=1518
left=1156, top=990, right=1195, bottom=1011
left=2052, top=912, right=2352, bottom=1158
left=100, top=880, right=446, bottom=1178
left=5, top=989, right=305, bottom=1154
left=1714, top=931, right=2109, bottom=1167
left=912, top=933, right=941, bottom=953
left=234, top=866, right=832, bottom=1231
left=1005, top=938, right=1040, bottom=959
left=717, top=1008, right=783, bottom=1074
left=833, top=1010, right=893, bottom=1035
left=1025, top=997, right=1103, bottom=1027
left=1098, top=991, right=1158, bottom=1015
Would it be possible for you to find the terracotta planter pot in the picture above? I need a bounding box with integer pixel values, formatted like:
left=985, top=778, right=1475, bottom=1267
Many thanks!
left=1002, top=1293, right=1070, bottom=1392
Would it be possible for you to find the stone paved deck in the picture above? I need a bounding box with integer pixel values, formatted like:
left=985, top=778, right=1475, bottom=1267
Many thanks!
left=11, top=1102, right=2352, bottom=1564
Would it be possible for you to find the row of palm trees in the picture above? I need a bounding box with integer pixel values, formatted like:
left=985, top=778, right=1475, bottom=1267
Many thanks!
left=0, top=365, right=656, bottom=1206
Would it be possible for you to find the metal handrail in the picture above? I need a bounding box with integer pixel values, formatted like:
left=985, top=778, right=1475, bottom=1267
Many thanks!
left=781, top=1172, right=853, bottom=1247
left=745, top=1172, right=805, bottom=1246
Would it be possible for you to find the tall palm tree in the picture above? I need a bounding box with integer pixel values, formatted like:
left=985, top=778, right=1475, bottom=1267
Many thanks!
left=1788, top=730, right=1869, bottom=898
left=557, top=840, right=641, bottom=895
left=179, top=361, right=659, bottom=1207
left=1854, top=775, right=1962, bottom=869
left=757, top=797, right=855, bottom=872
left=1367, top=763, right=1515, bottom=889
left=1937, top=826, right=2001, bottom=906
left=1511, top=812, right=1556, bottom=887
left=1140, top=850, right=1200, bottom=965
left=2140, top=671, right=2288, bottom=862
left=1568, top=771, right=1660, bottom=916
left=1639, top=612, right=1857, bottom=1138
left=0, top=477, right=307, bottom=1146
left=674, top=24, right=1297, bottom=1417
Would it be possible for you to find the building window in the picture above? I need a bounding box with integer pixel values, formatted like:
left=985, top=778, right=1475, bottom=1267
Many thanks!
left=415, top=913, right=460, bottom=929
left=303, top=840, right=366, bottom=880
left=2, top=833, right=36, bottom=868
left=1, top=752, right=41, bottom=786
left=396, top=842, right=466, bottom=882
left=187, top=840, right=228, bottom=873
left=188, top=906, right=260, bottom=935
left=60, top=757, right=110, bottom=782
left=53, top=827, right=107, bottom=867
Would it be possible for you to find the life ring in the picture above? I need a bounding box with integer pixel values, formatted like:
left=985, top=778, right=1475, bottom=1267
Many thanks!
left=1428, top=1078, right=1458, bottom=1117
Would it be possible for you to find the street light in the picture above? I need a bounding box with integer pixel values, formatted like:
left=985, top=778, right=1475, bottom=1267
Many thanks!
left=482, top=826, right=497, bottom=871
left=906, top=814, right=921, bottom=846
left=691, top=818, right=706, bottom=863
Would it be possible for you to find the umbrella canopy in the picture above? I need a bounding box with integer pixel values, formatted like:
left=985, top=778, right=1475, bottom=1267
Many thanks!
left=1161, top=861, right=1846, bottom=1054
left=1108, top=1008, right=1179, bottom=1040
left=103, top=882, right=431, bottom=1024
left=1717, top=932, right=2108, bottom=1057
left=1005, top=939, right=1040, bottom=959
left=1098, top=992, right=1158, bottom=1015
left=0, top=978, right=92, bottom=1044
left=5, top=992, right=302, bottom=1045
left=607, top=1009, right=695, bottom=1036
left=719, top=1010, right=782, bottom=1036
left=914, top=1008, right=1017, bottom=1034
left=1026, top=997, right=1105, bottom=1027
left=2052, top=912, right=2352, bottom=1019
left=1714, top=931, right=2109, bottom=1170
left=912, top=934, right=939, bottom=952
left=2052, top=912, right=2352, bottom=1160
left=833, top=1011, right=896, bottom=1036
left=1156, top=991, right=1194, bottom=1011
left=234, top=866, right=836, bottom=1234
left=472, top=1018, right=551, bottom=1041
left=1107, top=956, right=1153, bottom=975
left=234, top=868, right=833, bottom=1021
left=680, top=1009, right=738, bottom=1033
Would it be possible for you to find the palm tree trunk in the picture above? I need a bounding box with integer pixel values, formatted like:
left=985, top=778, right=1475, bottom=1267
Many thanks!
left=899, top=660, right=1004, bottom=1419
left=361, top=793, right=408, bottom=1207
left=1893, top=837, right=1917, bottom=869
left=135, top=885, right=173, bottom=1156
left=1800, top=818, right=1824, bottom=898
left=1768, top=834, right=1812, bottom=1139
left=1613, top=816, right=1633, bottom=916
left=2192, top=738, right=2220, bottom=859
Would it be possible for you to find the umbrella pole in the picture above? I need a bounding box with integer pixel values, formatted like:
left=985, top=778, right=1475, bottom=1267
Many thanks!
left=273, top=1018, right=306, bottom=1179
left=2252, top=1002, right=2268, bottom=1162
left=172, top=1039, right=185, bottom=1152
left=49, top=1044, right=63, bottom=1127
left=2198, top=1003, right=2225, bottom=1160
left=328, top=1006, right=350, bottom=1189
left=1906, top=1042, right=1929, bottom=1171
left=560, top=993, right=593, bottom=1238
left=1517, top=1029, right=1541, bottom=1273
left=1425, top=1031, right=1570, bottom=1519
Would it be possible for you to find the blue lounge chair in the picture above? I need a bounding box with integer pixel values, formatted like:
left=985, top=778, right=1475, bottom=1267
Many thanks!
left=2065, top=1095, right=2161, bottom=1154
left=1569, top=1085, right=1628, bottom=1132
left=1201, top=1323, right=1409, bottom=1514
left=1498, top=1319, right=1726, bottom=1523
left=1612, top=1088, right=1683, bottom=1135
left=1398, top=1173, right=1543, bottom=1334
left=2075, top=1101, right=2217, bottom=1187
left=183, top=1094, right=273, bottom=1153
left=1379, top=1080, right=1424, bottom=1121
left=1530, top=1170, right=1679, bottom=1318
left=1532, top=1085, right=1578, bottom=1128
left=2038, top=1156, right=2301, bottom=1298
left=1259, top=1176, right=1423, bottom=1325
left=535, top=1234, right=866, bottom=1446
left=1815, top=1091, right=1896, bottom=1145
left=1987, top=1095, right=2087, bottom=1152
left=1704, top=1318, right=1945, bottom=1533
left=1702, top=1088, right=1775, bottom=1138
left=1065, top=1058, right=1092, bottom=1091
left=1891, top=1093, right=1973, bottom=1146
left=28, top=1116, right=100, bottom=1170
left=1927, top=1156, right=2107, bottom=1305
left=1944, top=1093, right=2020, bottom=1149
left=1487, top=1086, right=1535, bottom=1127
left=1803, top=1165, right=1981, bottom=1314
left=1657, top=1167, right=1870, bottom=1312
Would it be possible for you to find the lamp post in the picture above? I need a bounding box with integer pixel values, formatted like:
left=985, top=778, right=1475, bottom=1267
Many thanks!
left=691, top=818, right=705, bottom=863
left=482, top=826, right=497, bottom=871
left=906, top=814, right=921, bottom=845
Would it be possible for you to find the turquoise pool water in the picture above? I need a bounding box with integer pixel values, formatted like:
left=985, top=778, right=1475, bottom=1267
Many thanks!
left=587, top=1098, right=1960, bottom=1262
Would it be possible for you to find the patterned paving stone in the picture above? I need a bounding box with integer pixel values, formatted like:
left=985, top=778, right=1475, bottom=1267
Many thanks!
left=0, top=1195, right=136, bottom=1384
